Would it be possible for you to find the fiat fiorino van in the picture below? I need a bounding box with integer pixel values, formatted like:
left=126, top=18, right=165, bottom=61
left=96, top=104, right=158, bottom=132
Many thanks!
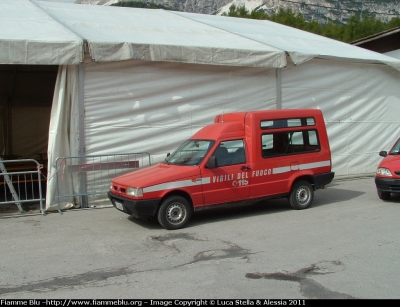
left=108, top=109, right=334, bottom=229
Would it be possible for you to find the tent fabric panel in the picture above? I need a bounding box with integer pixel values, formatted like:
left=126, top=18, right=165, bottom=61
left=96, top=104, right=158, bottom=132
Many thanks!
left=39, top=1, right=287, bottom=68
left=0, top=0, right=83, bottom=65
left=172, top=11, right=400, bottom=71
left=46, top=57, right=400, bottom=208
left=385, top=50, right=400, bottom=60
left=83, top=59, right=277, bottom=159
left=88, top=42, right=286, bottom=68
left=281, top=59, right=400, bottom=178
left=0, top=39, right=83, bottom=65
left=46, top=65, right=80, bottom=210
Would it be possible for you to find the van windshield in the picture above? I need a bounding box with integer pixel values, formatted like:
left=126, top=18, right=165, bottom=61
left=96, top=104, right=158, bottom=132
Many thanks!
left=389, top=138, right=400, bottom=155
left=165, top=140, right=215, bottom=166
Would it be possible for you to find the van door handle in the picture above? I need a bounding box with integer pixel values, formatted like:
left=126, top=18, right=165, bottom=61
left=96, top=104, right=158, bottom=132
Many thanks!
left=241, top=165, right=251, bottom=170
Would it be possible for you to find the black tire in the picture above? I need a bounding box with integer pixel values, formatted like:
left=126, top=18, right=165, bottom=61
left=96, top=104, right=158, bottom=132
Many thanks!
left=377, top=190, right=390, bottom=201
left=289, top=180, right=314, bottom=210
left=157, top=196, right=192, bottom=230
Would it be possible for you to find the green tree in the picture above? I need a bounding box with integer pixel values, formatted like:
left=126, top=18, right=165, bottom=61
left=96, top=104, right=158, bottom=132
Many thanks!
left=222, top=5, right=400, bottom=43
left=269, top=8, right=306, bottom=29
left=342, top=15, right=360, bottom=41
left=388, top=17, right=400, bottom=28
left=111, top=1, right=174, bottom=10
left=114, top=2, right=400, bottom=43
left=222, top=4, right=250, bottom=18
left=250, top=9, right=268, bottom=20
left=321, top=22, right=344, bottom=40
left=305, top=20, right=324, bottom=36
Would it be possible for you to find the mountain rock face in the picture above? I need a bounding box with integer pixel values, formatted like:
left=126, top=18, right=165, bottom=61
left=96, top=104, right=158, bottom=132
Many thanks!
left=76, top=0, right=233, bottom=14
left=76, top=0, right=399, bottom=24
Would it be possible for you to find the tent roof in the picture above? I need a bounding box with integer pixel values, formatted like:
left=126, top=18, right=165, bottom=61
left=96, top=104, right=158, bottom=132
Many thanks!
left=1, top=0, right=400, bottom=71
left=0, top=0, right=83, bottom=65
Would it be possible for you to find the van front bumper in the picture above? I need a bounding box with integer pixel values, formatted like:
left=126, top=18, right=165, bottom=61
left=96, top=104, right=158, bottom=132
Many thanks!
left=375, top=177, right=400, bottom=194
left=107, top=192, right=160, bottom=219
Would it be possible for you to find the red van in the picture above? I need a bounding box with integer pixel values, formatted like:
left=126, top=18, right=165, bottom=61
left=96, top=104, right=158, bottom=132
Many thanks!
left=108, top=109, right=334, bottom=229
left=375, top=137, right=400, bottom=200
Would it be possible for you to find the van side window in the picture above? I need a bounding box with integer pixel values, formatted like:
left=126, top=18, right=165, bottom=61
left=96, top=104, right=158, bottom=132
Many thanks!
left=261, top=130, right=320, bottom=158
left=261, top=117, right=315, bottom=129
left=212, top=140, right=245, bottom=166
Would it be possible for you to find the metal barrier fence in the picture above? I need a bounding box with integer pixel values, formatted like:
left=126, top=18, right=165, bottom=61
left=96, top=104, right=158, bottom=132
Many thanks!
left=54, top=152, right=151, bottom=210
left=0, top=158, right=46, bottom=215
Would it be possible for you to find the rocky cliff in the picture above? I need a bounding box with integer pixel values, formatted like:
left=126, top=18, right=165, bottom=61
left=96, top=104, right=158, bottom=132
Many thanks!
left=76, top=0, right=399, bottom=24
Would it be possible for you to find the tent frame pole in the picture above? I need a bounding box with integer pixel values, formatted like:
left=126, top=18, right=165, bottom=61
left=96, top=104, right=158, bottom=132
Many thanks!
left=276, top=68, right=282, bottom=109
left=78, top=63, right=88, bottom=208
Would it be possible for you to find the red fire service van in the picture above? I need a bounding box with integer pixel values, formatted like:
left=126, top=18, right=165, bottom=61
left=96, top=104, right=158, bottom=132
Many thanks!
left=108, top=109, right=334, bottom=230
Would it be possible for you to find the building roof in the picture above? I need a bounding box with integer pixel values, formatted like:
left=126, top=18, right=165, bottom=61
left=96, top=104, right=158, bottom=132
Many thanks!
left=351, top=26, right=400, bottom=54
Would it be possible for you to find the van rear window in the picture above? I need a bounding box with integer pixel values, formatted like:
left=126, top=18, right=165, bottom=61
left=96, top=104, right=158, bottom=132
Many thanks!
left=262, top=130, right=320, bottom=158
left=261, top=117, right=315, bottom=129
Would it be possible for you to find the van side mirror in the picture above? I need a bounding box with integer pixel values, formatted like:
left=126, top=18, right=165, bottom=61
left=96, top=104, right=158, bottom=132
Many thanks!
left=205, top=156, right=217, bottom=169
left=166, top=152, right=170, bottom=157
left=379, top=151, right=387, bottom=157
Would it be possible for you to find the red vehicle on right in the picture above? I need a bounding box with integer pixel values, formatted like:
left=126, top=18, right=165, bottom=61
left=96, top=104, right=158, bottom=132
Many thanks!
left=375, top=137, right=400, bottom=200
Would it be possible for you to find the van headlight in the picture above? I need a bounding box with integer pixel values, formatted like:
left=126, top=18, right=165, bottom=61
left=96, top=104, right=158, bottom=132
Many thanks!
left=126, top=187, right=143, bottom=197
left=377, top=168, right=392, bottom=177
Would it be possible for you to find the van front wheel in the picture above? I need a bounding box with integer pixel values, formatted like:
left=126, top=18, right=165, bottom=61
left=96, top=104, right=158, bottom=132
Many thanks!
left=289, top=180, right=314, bottom=210
left=157, top=196, right=192, bottom=230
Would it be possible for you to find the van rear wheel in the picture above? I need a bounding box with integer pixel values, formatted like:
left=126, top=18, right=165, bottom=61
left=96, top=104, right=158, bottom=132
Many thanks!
left=157, top=196, right=192, bottom=230
left=289, top=180, right=314, bottom=210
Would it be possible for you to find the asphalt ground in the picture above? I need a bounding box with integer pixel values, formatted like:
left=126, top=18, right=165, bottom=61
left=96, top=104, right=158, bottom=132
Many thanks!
left=0, top=176, right=399, bottom=299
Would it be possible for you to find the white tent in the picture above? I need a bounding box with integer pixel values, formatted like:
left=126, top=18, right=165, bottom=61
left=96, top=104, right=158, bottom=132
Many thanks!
left=1, top=0, right=400, bottom=210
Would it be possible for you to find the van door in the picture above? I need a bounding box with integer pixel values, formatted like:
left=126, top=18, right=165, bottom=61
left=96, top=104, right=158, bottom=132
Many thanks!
left=201, top=140, right=250, bottom=205
left=254, top=118, right=322, bottom=198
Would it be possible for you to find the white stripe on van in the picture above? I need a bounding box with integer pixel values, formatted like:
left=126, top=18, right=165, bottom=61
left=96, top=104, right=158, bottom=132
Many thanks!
left=143, top=177, right=210, bottom=193
left=143, top=160, right=331, bottom=193
left=299, top=160, right=331, bottom=170
left=273, top=160, right=331, bottom=174
left=273, top=166, right=291, bottom=174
